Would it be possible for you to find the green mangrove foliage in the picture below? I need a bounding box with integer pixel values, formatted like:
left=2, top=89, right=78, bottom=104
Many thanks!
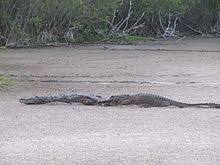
left=0, top=0, right=219, bottom=45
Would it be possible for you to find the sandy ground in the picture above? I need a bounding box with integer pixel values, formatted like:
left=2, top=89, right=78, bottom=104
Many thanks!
left=0, top=38, right=220, bottom=165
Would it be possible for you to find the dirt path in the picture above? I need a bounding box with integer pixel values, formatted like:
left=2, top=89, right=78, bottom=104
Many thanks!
left=0, top=38, right=220, bottom=165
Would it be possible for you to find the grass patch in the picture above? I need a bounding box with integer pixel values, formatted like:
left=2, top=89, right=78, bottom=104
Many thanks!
left=0, top=75, right=14, bottom=88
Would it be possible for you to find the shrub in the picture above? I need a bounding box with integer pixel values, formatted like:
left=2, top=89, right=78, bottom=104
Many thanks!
left=0, top=0, right=219, bottom=45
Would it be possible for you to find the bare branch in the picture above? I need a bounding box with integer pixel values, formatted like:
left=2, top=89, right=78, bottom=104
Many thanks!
left=123, top=0, right=133, bottom=31
left=162, top=13, right=172, bottom=38
left=126, top=12, right=145, bottom=33
left=182, top=22, right=205, bottom=36
left=106, top=20, right=114, bottom=28
left=162, top=14, right=181, bottom=38
left=116, top=11, right=133, bottom=32
left=0, top=35, right=7, bottom=40
left=159, top=11, right=165, bottom=31
left=165, top=13, right=171, bottom=32
left=176, top=36, right=186, bottom=42
left=169, top=17, right=180, bottom=37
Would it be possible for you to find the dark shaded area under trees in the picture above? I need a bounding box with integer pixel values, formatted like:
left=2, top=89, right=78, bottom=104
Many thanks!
left=0, top=0, right=219, bottom=46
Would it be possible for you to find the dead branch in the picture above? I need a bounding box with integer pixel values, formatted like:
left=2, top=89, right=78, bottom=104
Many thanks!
left=123, top=0, right=133, bottom=31
left=162, top=13, right=172, bottom=38
left=126, top=12, right=145, bottom=33
left=175, top=36, right=186, bottom=42
left=169, top=17, right=180, bottom=37
left=167, top=13, right=171, bottom=30
left=107, top=0, right=144, bottom=34
left=161, top=13, right=181, bottom=39
left=116, top=11, right=133, bottom=32
left=182, top=22, right=205, bottom=36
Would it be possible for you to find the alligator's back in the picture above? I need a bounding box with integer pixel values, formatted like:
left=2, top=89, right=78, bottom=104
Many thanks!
left=100, top=93, right=188, bottom=108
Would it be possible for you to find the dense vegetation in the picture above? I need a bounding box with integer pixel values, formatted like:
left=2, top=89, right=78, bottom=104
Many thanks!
left=0, top=0, right=219, bottom=46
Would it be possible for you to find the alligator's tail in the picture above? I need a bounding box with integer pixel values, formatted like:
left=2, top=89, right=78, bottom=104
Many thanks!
left=169, top=99, right=220, bottom=108
left=187, top=103, right=220, bottom=108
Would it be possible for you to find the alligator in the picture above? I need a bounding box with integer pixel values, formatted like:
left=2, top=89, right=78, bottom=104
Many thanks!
left=20, top=92, right=220, bottom=108
left=19, top=93, right=104, bottom=105
left=98, top=93, right=220, bottom=108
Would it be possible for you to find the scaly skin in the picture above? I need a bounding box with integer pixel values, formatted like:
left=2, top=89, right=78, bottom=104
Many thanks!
left=19, top=93, right=103, bottom=105
left=98, top=93, right=220, bottom=108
